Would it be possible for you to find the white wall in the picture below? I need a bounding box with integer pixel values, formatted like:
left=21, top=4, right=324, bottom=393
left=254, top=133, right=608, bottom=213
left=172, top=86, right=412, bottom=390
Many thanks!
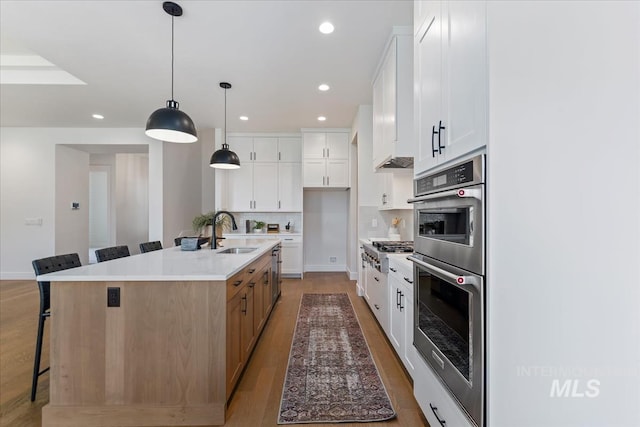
left=115, top=153, right=149, bottom=255
left=486, top=2, right=640, bottom=426
left=54, top=145, right=90, bottom=264
left=303, top=190, right=348, bottom=271
left=89, top=154, right=117, bottom=247
left=0, top=128, right=152, bottom=278
left=161, top=138, right=203, bottom=248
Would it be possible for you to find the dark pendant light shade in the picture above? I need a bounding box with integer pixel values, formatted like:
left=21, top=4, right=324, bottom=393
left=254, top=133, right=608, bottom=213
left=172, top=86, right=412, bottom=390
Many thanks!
left=210, top=82, right=240, bottom=169
left=145, top=2, right=197, bottom=143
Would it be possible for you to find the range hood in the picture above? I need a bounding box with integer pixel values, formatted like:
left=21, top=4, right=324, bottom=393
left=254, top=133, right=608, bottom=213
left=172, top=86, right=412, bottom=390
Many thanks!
left=378, top=156, right=414, bottom=169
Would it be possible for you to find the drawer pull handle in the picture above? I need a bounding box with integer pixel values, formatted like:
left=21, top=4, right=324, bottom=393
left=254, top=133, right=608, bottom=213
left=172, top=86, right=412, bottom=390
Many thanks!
left=248, top=282, right=255, bottom=288
left=248, top=268, right=256, bottom=274
left=374, top=304, right=380, bottom=310
left=233, top=280, right=243, bottom=287
left=404, top=277, right=413, bottom=284
left=390, top=267, right=397, bottom=272
left=374, top=277, right=379, bottom=282
left=429, top=403, right=447, bottom=426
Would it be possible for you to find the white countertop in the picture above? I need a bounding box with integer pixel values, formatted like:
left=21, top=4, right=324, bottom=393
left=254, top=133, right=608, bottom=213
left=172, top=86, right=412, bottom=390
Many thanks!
left=37, top=239, right=280, bottom=282
left=223, top=232, right=301, bottom=237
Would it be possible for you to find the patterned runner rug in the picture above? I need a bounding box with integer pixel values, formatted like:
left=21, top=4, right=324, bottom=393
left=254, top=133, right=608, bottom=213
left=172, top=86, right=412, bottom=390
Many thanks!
left=278, top=293, right=396, bottom=424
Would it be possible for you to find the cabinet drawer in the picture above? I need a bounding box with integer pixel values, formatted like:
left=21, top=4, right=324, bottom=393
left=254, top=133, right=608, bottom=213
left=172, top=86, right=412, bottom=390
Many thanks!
left=227, top=270, right=247, bottom=300
left=414, top=353, right=475, bottom=427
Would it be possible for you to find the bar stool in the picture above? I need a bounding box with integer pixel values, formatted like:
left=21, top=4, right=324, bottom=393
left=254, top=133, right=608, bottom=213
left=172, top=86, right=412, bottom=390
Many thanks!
left=95, top=245, right=130, bottom=262
left=139, top=241, right=162, bottom=253
left=30, top=253, right=81, bottom=401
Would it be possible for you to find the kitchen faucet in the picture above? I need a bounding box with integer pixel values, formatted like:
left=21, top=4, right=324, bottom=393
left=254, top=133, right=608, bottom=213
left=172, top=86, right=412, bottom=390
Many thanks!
left=211, top=211, right=238, bottom=249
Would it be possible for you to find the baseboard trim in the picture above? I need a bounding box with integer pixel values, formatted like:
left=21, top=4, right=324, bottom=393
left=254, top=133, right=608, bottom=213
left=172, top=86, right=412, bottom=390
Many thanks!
left=304, top=264, right=347, bottom=272
left=0, top=272, right=34, bottom=280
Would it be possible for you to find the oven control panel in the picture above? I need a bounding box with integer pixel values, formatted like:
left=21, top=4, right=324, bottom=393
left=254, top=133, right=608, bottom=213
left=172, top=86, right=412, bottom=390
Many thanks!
left=415, top=155, right=484, bottom=196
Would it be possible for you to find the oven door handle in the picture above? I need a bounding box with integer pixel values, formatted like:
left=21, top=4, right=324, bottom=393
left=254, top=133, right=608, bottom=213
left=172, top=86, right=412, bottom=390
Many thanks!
left=408, top=255, right=479, bottom=287
left=407, top=187, right=482, bottom=203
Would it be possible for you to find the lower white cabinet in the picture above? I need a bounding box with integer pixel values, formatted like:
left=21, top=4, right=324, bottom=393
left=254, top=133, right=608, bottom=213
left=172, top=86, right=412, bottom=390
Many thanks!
left=388, top=256, right=416, bottom=378
left=414, top=350, right=474, bottom=427
left=366, top=264, right=389, bottom=335
left=280, top=235, right=302, bottom=277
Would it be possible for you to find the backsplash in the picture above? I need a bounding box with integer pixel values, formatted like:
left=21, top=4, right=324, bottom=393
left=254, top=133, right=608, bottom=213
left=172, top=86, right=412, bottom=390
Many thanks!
left=228, top=212, right=303, bottom=234
left=359, top=207, right=413, bottom=241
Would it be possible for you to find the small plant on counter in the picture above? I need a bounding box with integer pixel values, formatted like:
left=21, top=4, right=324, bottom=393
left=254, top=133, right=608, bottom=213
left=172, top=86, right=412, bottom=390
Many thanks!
left=253, top=220, right=266, bottom=232
left=192, top=212, right=231, bottom=234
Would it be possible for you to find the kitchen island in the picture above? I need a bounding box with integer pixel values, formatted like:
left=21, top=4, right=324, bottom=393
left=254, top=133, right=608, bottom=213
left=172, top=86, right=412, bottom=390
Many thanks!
left=37, top=239, right=280, bottom=427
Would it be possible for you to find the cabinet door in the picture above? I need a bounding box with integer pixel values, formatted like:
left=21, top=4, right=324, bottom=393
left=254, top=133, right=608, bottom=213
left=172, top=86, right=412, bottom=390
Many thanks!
left=241, top=287, right=255, bottom=361
left=227, top=136, right=253, bottom=163
left=278, top=137, right=302, bottom=162
left=372, top=73, right=385, bottom=170
left=253, top=137, right=279, bottom=162
left=303, top=133, right=326, bottom=159
left=414, top=6, right=443, bottom=176
left=261, top=268, right=272, bottom=319
left=281, top=241, right=302, bottom=275
left=388, top=277, right=403, bottom=354
left=252, top=163, right=278, bottom=211
left=402, top=286, right=416, bottom=376
left=278, top=163, right=302, bottom=211
left=227, top=164, right=254, bottom=211
left=382, top=38, right=397, bottom=147
left=442, top=1, right=487, bottom=163
left=303, top=160, right=326, bottom=187
left=252, top=275, right=265, bottom=334
left=325, top=133, right=349, bottom=159
left=326, top=159, right=349, bottom=187
left=226, top=291, right=243, bottom=397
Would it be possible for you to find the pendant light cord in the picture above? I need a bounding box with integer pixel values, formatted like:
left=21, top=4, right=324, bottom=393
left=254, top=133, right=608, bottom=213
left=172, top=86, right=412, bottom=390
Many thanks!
left=224, top=86, right=227, bottom=145
left=171, top=15, right=175, bottom=100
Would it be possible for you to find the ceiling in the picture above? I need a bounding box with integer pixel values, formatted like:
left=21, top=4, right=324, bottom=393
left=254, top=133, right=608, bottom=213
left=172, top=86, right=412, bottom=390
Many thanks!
left=0, top=0, right=412, bottom=134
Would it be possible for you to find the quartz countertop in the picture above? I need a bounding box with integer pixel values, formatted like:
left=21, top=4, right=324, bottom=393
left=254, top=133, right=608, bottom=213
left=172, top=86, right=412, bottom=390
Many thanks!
left=37, top=239, right=280, bottom=282
left=223, top=232, right=301, bottom=237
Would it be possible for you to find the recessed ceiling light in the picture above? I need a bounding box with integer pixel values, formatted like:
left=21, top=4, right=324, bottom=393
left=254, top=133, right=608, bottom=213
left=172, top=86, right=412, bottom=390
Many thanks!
left=239, top=116, right=249, bottom=121
left=317, top=116, right=327, bottom=122
left=92, top=114, right=104, bottom=120
left=318, top=84, right=330, bottom=91
left=319, top=22, right=334, bottom=34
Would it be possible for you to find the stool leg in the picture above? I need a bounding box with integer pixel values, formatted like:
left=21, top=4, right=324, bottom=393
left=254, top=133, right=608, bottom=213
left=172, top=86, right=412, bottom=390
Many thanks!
left=31, top=314, right=46, bottom=402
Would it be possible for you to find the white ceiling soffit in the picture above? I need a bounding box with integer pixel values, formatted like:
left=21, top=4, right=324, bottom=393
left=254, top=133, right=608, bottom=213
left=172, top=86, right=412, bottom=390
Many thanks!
left=0, top=37, right=86, bottom=85
left=0, top=0, right=412, bottom=131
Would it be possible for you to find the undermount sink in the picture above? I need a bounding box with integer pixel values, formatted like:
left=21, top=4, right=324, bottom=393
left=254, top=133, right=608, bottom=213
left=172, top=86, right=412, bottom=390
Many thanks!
left=217, top=247, right=258, bottom=254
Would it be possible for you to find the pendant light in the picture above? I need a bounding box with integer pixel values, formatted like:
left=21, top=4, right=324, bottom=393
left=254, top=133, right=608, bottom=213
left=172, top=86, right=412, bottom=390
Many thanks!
left=145, top=1, right=197, bottom=143
left=209, top=82, right=240, bottom=169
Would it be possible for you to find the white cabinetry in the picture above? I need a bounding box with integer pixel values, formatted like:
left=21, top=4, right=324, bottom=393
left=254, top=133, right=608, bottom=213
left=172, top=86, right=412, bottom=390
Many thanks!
left=414, top=353, right=474, bottom=427
left=221, top=134, right=302, bottom=212
left=414, top=1, right=486, bottom=176
left=302, top=131, right=350, bottom=188
left=387, top=256, right=416, bottom=378
left=277, top=163, right=302, bottom=211
left=365, top=264, right=389, bottom=335
left=378, top=172, right=413, bottom=210
left=280, top=235, right=302, bottom=277
left=372, top=27, right=414, bottom=170
left=227, top=162, right=278, bottom=211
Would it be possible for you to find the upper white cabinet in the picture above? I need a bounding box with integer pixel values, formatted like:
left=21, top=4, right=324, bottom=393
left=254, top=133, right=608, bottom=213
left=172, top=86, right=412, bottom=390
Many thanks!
left=277, top=137, right=302, bottom=162
left=220, top=134, right=303, bottom=212
left=372, top=28, right=414, bottom=171
left=302, top=131, right=350, bottom=188
left=378, top=172, right=413, bottom=210
left=414, top=1, right=487, bottom=175
left=277, top=162, right=302, bottom=211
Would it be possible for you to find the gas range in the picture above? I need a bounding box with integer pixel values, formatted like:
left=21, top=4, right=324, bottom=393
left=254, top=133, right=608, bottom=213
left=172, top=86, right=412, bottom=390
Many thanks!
left=363, top=240, right=413, bottom=273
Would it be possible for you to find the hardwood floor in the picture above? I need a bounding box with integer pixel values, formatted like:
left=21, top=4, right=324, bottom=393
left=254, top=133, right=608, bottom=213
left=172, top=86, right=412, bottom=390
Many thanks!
left=0, top=273, right=429, bottom=427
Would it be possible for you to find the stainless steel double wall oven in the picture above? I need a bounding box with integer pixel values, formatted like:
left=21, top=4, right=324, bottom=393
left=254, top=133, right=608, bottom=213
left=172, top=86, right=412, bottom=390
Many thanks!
left=408, top=154, right=485, bottom=426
